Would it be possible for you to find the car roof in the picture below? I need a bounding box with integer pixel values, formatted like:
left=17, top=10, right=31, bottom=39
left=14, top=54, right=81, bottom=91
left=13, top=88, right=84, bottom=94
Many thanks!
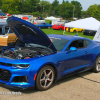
left=47, top=34, right=91, bottom=41
left=56, top=24, right=63, bottom=25
left=36, top=22, right=47, bottom=25
left=40, top=22, right=46, bottom=23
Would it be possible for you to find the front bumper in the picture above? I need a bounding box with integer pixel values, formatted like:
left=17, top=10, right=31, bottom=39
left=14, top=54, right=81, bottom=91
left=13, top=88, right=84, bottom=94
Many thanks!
left=0, top=82, right=35, bottom=90
left=0, top=65, right=36, bottom=90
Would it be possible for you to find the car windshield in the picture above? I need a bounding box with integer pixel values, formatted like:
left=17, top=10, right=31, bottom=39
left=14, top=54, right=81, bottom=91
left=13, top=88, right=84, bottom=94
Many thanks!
left=49, top=37, right=69, bottom=51
left=56, top=24, right=60, bottom=26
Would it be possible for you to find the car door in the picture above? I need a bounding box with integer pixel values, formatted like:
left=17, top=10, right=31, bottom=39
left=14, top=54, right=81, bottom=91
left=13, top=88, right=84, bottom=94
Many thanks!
left=78, top=28, right=81, bottom=32
left=61, top=24, right=64, bottom=30
left=58, top=39, right=91, bottom=77
left=43, top=23, right=47, bottom=28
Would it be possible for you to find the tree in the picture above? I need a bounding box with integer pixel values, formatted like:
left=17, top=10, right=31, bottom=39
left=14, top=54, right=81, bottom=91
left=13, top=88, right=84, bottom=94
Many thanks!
left=21, top=0, right=40, bottom=13
left=1, top=0, right=40, bottom=14
left=49, top=0, right=59, bottom=16
left=71, top=1, right=82, bottom=18
left=1, top=0, right=21, bottom=14
left=32, top=11, right=40, bottom=17
left=52, top=0, right=59, bottom=10
left=58, top=2, right=73, bottom=18
left=39, top=1, right=51, bottom=13
left=62, top=0, right=65, bottom=3
left=87, top=4, right=100, bottom=20
left=81, top=10, right=87, bottom=18
left=0, top=0, right=2, bottom=9
left=29, top=0, right=40, bottom=12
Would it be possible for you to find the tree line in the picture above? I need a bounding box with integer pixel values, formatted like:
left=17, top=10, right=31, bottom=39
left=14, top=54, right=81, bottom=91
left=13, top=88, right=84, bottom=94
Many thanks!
left=0, top=0, right=100, bottom=20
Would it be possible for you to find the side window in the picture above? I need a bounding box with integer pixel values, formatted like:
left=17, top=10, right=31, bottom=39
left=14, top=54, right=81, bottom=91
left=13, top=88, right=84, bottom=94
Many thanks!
left=66, top=40, right=85, bottom=50
left=85, top=40, right=91, bottom=47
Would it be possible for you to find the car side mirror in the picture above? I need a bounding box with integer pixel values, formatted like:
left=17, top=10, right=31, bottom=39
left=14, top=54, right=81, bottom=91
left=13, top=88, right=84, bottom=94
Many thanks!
left=69, top=47, right=77, bottom=51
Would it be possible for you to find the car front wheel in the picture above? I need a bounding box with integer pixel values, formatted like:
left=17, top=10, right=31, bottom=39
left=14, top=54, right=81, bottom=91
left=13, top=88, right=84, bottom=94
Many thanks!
left=36, top=65, right=55, bottom=91
left=48, top=26, right=50, bottom=29
left=92, top=55, right=100, bottom=73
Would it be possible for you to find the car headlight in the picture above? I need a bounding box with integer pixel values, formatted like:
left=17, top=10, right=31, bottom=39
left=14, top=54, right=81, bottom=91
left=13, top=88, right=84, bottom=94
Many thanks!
left=12, top=64, right=30, bottom=68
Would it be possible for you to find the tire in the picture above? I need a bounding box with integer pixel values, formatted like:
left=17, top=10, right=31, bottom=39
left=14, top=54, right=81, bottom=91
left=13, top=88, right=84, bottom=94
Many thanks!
left=92, top=55, right=100, bottom=73
left=73, top=30, right=76, bottom=32
left=60, top=28, right=62, bottom=30
left=36, top=65, right=55, bottom=91
left=48, top=27, right=50, bottom=29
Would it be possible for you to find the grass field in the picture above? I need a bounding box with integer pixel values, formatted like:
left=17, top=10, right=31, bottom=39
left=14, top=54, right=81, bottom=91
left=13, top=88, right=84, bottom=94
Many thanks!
left=41, top=28, right=94, bottom=40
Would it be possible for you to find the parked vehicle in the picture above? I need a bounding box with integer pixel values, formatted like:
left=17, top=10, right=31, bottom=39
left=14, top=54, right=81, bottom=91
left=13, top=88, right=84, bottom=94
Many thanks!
left=35, top=22, right=52, bottom=29
left=52, top=24, right=67, bottom=30
left=83, top=30, right=96, bottom=36
left=66, top=27, right=84, bottom=32
left=64, top=20, right=71, bottom=23
left=0, top=16, right=100, bottom=91
left=0, top=22, right=17, bottom=46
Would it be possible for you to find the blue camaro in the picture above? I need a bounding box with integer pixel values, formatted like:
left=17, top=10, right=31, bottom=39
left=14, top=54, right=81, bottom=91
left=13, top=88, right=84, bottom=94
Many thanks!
left=35, top=22, right=52, bottom=29
left=0, top=16, right=100, bottom=91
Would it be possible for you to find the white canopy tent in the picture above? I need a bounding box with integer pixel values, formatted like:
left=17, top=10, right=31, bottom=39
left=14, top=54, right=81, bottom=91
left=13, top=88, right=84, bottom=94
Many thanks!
left=64, top=17, right=100, bottom=42
left=45, top=16, right=56, bottom=20
left=45, top=16, right=62, bottom=25
left=93, top=26, right=100, bottom=42
left=65, top=17, right=100, bottom=31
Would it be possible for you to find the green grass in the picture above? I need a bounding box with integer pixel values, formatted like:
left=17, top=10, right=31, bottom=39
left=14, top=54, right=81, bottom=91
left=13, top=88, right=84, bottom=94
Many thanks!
left=41, top=29, right=94, bottom=40
left=45, top=20, right=52, bottom=23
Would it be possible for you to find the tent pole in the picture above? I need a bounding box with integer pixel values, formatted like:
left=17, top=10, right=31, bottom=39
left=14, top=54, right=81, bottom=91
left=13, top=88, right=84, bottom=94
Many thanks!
left=63, top=23, right=65, bottom=35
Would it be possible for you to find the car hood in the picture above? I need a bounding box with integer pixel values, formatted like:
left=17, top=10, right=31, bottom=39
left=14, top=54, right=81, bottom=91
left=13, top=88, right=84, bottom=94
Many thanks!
left=7, top=16, right=57, bottom=52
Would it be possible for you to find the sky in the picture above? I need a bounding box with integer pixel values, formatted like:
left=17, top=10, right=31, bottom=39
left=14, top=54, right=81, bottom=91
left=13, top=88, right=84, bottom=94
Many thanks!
left=42, top=0, right=100, bottom=11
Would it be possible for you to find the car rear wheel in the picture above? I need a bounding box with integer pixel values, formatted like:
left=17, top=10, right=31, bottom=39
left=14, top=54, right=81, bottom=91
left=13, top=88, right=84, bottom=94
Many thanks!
left=92, top=55, right=100, bottom=73
left=48, top=26, right=50, bottom=29
left=39, top=27, right=41, bottom=29
left=73, top=30, right=76, bottom=32
left=36, top=65, right=55, bottom=91
left=60, top=28, right=62, bottom=30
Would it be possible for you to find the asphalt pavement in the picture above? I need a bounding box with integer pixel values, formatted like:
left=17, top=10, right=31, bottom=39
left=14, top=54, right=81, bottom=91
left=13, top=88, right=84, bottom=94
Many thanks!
left=0, top=71, right=100, bottom=100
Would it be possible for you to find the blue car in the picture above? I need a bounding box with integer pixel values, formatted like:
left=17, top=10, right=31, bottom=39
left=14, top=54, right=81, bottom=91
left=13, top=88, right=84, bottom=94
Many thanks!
left=35, top=22, right=52, bottom=29
left=0, top=16, right=100, bottom=91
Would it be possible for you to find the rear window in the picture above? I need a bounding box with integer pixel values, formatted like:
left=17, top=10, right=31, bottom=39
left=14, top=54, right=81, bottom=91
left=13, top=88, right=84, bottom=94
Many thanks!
left=49, top=37, right=68, bottom=51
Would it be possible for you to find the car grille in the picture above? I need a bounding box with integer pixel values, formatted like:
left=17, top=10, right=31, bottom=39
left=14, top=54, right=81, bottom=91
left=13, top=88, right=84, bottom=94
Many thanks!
left=0, top=62, right=12, bottom=66
left=0, top=68, right=11, bottom=82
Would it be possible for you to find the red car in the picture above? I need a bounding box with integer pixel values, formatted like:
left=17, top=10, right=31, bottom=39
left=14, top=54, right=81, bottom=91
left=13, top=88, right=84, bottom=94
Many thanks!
left=52, top=24, right=67, bottom=30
